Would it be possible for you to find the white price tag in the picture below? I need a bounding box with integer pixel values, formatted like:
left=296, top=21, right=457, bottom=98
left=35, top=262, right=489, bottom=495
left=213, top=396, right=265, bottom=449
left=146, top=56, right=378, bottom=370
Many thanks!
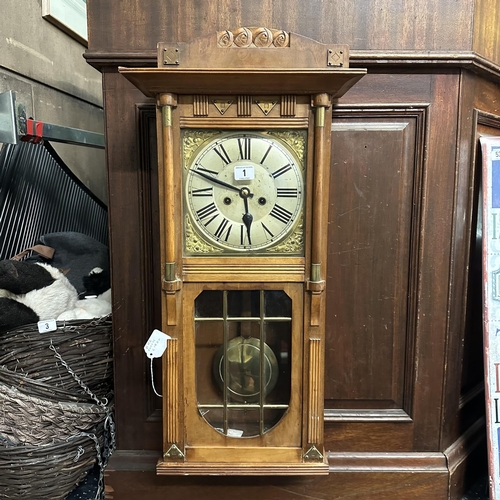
left=234, top=165, right=254, bottom=180
left=144, top=329, right=171, bottom=359
left=226, top=428, right=244, bottom=438
left=37, top=319, right=57, bottom=333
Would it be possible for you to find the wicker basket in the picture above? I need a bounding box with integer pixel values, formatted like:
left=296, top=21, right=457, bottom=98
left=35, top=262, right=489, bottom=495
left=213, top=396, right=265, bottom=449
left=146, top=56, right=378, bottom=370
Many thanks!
left=0, top=315, right=114, bottom=499
left=0, top=430, right=104, bottom=499
left=0, top=382, right=110, bottom=447
left=0, top=316, right=113, bottom=402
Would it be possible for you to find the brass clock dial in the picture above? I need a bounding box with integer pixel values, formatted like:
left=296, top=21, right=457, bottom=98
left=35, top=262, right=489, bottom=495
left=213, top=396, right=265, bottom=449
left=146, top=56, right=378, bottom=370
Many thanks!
left=184, top=131, right=305, bottom=253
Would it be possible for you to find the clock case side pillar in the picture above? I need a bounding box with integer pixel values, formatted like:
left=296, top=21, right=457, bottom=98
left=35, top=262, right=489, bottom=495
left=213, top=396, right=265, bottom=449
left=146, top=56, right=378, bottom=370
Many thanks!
left=157, top=92, right=185, bottom=461
left=303, top=94, right=333, bottom=463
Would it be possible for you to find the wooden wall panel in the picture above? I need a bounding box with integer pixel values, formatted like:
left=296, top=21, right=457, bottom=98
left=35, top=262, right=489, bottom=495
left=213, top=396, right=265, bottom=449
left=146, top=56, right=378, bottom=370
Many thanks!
left=103, top=72, right=162, bottom=450
left=86, top=0, right=474, bottom=54
left=441, top=70, right=483, bottom=451
left=104, top=468, right=448, bottom=500
left=322, top=72, right=460, bottom=452
left=473, top=0, right=500, bottom=67
left=325, top=111, right=422, bottom=415
left=406, top=73, right=460, bottom=451
left=441, top=73, right=500, bottom=452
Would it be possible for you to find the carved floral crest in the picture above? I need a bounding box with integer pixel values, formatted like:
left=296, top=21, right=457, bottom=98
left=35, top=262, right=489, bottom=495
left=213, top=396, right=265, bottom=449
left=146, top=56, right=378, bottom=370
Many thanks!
left=217, top=27, right=290, bottom=48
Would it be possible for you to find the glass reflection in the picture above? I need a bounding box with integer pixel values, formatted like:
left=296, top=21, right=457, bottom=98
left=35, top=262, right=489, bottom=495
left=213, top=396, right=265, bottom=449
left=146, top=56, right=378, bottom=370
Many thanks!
left=195, top=290, right=223, bottom=318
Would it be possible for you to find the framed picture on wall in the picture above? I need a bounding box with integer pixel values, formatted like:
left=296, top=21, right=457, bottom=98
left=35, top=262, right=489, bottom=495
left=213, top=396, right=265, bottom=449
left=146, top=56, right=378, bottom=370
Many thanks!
left=481, top=136, right=500, bottom=500
left=42, top=0, right=88, bottom=46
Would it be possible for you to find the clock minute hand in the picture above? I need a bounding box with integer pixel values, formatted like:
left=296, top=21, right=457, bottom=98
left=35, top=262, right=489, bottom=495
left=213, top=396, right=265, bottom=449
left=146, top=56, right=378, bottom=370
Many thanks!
left=192, top=169, right=240, bottom=193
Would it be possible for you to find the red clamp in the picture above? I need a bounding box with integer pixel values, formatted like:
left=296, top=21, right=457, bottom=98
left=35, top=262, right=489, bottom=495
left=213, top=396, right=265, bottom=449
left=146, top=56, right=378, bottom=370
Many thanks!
left=22, top=118, right=44, bottom=144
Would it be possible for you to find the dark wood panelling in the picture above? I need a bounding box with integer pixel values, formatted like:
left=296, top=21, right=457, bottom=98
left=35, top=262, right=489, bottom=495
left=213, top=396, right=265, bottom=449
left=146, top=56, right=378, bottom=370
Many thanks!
left=325, top=421, right=414, bottom=451
left=326, top=109, right=423, bottom=415
left=410, top=72, right=460, bottom=451
left=103, top=72, right=162, bottom=450
left=87, top=0, right=500, bottom=491
left=323, top=72, right=461, bottom=452
left=473, top=0, right=500, bottom=67
left=441, top=73, right=500, bottom=453
left=86, top=0, right=474, bottom=54
left=104, top=466, right=448, bottom=500
left=136, top=105, right=163, bottom=422
left=473, top=75, right=500, bottom=116
left=441, top=71, right=483, bottom=451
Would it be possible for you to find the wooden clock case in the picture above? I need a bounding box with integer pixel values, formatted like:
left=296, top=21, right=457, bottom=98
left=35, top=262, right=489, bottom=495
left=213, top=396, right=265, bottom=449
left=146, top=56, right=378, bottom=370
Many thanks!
left=119, top=30, right=366, bottom=475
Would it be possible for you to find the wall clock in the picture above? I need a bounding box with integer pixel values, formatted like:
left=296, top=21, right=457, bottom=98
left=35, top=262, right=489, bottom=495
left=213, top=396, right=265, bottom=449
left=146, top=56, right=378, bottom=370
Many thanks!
left=119, top=27, right=366, bottom=475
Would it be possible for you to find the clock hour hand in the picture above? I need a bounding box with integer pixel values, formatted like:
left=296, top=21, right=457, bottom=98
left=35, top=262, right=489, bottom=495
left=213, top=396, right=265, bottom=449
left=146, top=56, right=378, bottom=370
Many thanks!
left=242, top=193, right=253, bottom=245
left=192, top=169, right=240, bottom=193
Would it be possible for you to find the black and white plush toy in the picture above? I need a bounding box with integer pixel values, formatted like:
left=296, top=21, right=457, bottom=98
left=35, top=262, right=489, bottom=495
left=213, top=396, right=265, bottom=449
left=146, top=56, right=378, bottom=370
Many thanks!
left=0, top=261, right=111, bottom=331
left=58, top=267, right=111, bottom=321
left=0, top=260, right=78, bottom=331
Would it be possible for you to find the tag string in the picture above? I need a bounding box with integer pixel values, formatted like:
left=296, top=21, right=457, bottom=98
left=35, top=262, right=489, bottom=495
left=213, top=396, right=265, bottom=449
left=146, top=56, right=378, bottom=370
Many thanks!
left=150, top=357, right=163, bottom=398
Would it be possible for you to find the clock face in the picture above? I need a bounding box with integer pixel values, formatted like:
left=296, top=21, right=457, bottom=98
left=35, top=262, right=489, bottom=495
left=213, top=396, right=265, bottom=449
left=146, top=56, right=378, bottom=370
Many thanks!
left=183, top=131, right=305, bottom=253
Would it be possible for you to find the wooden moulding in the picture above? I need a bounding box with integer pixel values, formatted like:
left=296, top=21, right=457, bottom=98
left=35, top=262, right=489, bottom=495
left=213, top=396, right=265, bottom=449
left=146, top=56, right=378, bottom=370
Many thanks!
left=118, top=31, right=366, bottom=97
left=156, top=460, right=329, bottom=476
left=182, top=257, right=305, bottom=282
left=119, top=68, right=366, bottom=98
left=157, top=30, right=351, bottom=70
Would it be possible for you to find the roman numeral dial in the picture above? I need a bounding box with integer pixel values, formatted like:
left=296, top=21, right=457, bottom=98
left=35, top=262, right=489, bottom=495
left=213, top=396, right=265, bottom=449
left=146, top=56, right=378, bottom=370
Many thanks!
left=184, top=131, right=305, bottom=253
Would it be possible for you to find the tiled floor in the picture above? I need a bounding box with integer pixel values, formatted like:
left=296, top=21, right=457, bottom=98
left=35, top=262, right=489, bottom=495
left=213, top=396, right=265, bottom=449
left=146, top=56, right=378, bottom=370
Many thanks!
left=66, top=465, right=100, bottom=500
left=462, top=476, right=490, bottom=500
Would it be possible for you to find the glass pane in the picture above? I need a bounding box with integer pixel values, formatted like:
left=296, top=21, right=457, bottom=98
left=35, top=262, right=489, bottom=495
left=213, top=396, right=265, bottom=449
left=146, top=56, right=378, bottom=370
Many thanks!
left=227, top=408, right=261, bottom=438
left=195, top=320, right=224, bottom=406
left=264, top=290, right=291, bottom=317
left=195, top=289, right=293, bottom=438
left=227, top=290, right=260, bottom=317
left=213, top=326, right=264, bottom=404
left=202, top=407, right=224, bottom=433
left=195, top=290, right=223, bottom=318
left=263, top=321, right=291, bottom=405
left=227, top=320, right=260, bottom=342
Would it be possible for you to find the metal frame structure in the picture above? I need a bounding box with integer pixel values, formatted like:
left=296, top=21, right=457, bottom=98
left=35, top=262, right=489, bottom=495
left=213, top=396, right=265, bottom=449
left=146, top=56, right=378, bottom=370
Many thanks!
left=0, top=90, right=104, bottom=149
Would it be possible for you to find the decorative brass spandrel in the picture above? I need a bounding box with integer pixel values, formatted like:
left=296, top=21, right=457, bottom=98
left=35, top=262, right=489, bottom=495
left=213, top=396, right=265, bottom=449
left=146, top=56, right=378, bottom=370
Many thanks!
left=183, top=130, right=221, bottom=166
left=265, top=218, right=304, bottom=254
left=268, top=129, right=307, bottom=169
left=182, top=129, right=306, bottom=255
left=185, top=216, right=222, bottom=254
left=161, top=45, right=180, bottom=66
left=327, top=48, right=345, bottom=68
left=304, top=445, right=324, bottom=462
left=164, top=443, right=184, bottom=460
left=185, top=215, right=303, bottom=255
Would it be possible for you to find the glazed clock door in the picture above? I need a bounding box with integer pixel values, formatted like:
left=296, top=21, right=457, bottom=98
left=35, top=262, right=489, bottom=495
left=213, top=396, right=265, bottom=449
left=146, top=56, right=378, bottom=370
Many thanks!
left=183, top=282, right=304, bottom=462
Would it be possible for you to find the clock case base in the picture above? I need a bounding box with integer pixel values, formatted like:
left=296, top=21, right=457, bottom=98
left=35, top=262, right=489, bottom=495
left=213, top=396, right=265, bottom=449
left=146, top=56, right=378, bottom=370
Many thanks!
left=156, top=459, right=329, bottom=476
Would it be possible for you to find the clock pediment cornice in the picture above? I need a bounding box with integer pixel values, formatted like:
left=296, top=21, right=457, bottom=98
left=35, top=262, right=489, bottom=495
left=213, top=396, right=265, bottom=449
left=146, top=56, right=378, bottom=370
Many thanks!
left=116, top=30, right=366, bottom=97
